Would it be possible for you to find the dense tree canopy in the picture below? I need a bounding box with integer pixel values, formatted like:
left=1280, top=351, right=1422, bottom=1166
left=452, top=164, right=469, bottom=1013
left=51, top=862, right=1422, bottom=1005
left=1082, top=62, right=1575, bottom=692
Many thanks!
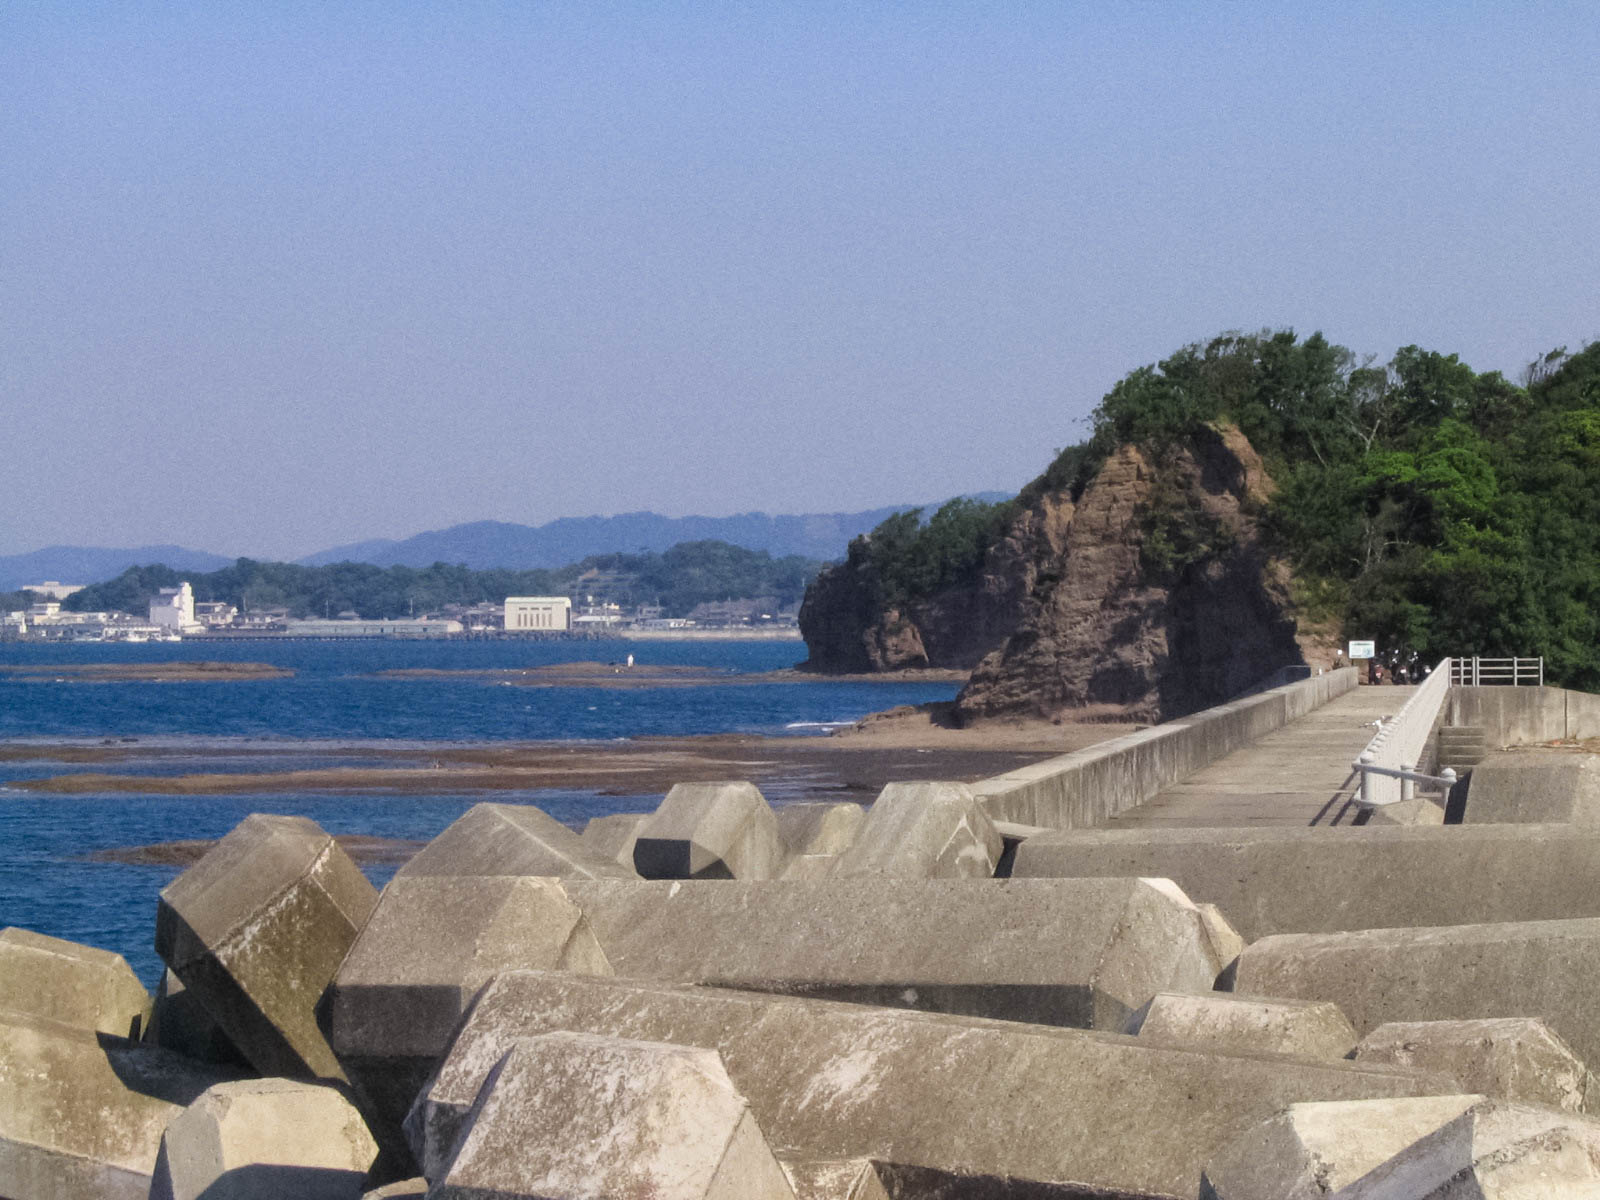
left=842, top=496, right=1016, bottom=611
left=63, top=540, right=822, bottom=621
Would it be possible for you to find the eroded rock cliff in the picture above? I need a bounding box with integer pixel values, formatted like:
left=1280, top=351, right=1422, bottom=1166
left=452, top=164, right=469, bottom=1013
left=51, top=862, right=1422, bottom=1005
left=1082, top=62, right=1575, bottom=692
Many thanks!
left=801, top=424, right=1324, bottom=723
left=798, top=491, right=1072, bottom=673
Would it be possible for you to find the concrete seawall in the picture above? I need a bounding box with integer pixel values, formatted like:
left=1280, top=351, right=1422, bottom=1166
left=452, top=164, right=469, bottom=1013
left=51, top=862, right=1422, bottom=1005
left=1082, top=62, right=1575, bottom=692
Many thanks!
left=1447, top=685, right=1600, bottom=746
left=972, top=668, right=1358, bottom=829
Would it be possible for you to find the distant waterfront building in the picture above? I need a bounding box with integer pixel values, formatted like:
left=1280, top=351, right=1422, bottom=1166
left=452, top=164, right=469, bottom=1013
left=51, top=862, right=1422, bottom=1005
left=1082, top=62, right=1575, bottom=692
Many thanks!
left=504, top=596, right=572, bottom=632
left=574, top=600, right=623, bottom=629
left=283, top=618, right=464, bottom=638
left=454, top=601, right=504, bottom=632
left=193, top=600, right=238, bottom=628
left=22, top=581, right=84, bottom=601
left=150, top=582, right=201, bottom=634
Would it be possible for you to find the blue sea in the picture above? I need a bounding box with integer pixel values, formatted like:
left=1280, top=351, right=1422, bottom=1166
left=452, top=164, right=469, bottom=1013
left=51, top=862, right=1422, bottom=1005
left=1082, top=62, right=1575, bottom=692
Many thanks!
left=0, top=638, right=959, bottom=985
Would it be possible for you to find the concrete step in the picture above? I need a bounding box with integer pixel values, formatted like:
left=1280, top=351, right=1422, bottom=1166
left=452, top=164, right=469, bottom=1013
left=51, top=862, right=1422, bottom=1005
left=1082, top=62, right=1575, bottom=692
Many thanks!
left=1436, top=725, right=1488, bottom=769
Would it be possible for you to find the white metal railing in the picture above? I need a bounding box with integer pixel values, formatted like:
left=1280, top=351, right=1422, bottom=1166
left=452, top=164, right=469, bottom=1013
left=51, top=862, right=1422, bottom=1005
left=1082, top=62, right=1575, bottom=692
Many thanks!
left=1352, top=657, right=1453, bottom=808
left=1449, top=656, right=1544, bottom=686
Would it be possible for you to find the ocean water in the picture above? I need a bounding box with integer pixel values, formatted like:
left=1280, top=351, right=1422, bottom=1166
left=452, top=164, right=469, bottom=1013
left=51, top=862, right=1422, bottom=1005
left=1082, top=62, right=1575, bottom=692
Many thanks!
left=0, top=638, right=960, bottom=984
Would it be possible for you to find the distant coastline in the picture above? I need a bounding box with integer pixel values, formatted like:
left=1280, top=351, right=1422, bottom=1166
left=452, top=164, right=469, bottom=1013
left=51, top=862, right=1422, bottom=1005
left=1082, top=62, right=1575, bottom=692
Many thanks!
left=614, top=627, right=801, bottom=641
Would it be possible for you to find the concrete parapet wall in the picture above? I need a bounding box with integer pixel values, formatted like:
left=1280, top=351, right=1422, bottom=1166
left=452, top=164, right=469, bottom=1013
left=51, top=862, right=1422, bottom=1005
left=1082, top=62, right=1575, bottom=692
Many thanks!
left=972, top=667, right=1358, bottom=829
left=1447, top=685, right=1600, bottom=747
left=1013, top=824, right=1600, bottom=941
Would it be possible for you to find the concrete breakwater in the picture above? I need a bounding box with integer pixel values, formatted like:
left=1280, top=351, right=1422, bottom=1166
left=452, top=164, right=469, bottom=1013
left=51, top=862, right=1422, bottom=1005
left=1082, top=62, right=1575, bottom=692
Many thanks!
left=10, top=677, right=1600, bottom=1197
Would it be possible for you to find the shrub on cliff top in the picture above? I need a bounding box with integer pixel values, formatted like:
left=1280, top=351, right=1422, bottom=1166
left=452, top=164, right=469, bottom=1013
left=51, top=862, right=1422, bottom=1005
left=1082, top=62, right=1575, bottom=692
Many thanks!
left=850, top=496, right=1015, bottom=610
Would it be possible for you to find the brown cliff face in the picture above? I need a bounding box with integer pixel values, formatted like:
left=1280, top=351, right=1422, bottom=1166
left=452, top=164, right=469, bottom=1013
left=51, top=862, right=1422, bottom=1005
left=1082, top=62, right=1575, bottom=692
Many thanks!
left=799, top=424, right=1316, bottom=722
left=798, top=556, right=929, bottom=672
left=798, top=493, right=1072, bottom=673
left=956, top=425, right=1304, bottom=724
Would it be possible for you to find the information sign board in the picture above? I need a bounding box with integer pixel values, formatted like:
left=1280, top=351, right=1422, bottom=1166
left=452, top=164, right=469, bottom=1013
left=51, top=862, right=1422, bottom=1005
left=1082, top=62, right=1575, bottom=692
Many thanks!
left=1348, top=640, right=1376, bottom=660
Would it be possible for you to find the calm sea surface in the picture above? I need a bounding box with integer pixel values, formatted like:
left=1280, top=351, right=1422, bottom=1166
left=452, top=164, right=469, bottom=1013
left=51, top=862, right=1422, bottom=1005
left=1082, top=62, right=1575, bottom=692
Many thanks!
left=0, top=638, right=959, bottom=984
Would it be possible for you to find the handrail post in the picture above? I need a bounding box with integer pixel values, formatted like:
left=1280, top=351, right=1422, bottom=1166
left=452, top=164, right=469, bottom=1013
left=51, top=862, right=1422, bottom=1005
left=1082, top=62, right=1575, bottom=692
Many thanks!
left=1401, top=763, right=1415, bottom=804
left=1358, top=751, right=1374, bottom=807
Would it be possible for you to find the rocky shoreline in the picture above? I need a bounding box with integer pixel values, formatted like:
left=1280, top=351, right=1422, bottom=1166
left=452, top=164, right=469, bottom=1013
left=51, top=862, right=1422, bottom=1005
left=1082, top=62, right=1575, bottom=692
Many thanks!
left=5, top=717, right=1126, bottom=801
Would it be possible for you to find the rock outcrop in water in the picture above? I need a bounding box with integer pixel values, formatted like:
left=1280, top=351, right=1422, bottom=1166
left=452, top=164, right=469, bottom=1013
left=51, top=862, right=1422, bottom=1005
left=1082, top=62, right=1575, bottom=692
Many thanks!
left=801, top=424, right=1326, bottom=723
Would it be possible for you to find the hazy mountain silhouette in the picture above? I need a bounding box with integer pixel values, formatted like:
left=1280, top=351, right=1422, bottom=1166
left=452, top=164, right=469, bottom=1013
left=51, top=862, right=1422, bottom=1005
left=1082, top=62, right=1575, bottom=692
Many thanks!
left=296, top=500, right=1010, bottom=570
left=3, top=497, right=1013, bottom=589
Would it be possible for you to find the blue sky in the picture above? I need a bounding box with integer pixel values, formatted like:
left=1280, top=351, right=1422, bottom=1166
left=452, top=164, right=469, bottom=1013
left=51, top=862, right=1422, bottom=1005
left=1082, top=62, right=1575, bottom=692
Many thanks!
left=3, top=3, right=1596, bottom=559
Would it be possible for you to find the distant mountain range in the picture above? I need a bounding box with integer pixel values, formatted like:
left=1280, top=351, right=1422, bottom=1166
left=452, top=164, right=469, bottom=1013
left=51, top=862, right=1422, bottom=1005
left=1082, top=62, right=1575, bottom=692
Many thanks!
left=1, top=498, right=1011, bottom=591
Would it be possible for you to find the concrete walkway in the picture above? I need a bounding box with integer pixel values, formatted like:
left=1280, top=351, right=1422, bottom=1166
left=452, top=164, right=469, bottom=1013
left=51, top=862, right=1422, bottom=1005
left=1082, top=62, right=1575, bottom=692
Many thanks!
left=1106, top=684, right=1417, bottom=827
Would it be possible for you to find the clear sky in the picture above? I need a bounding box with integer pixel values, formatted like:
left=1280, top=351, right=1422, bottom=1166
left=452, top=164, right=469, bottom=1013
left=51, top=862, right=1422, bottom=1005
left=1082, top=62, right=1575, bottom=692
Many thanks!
left=4, top=3, right=1596, bottom=560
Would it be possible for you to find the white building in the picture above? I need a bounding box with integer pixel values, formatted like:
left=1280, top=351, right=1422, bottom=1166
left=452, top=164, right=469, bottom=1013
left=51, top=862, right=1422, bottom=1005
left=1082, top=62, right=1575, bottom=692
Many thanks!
left=22, top=581, right=84, bottom=600
left=150, top=582, right=201, bottom=634
left=504, top=596, right=572, bottom=632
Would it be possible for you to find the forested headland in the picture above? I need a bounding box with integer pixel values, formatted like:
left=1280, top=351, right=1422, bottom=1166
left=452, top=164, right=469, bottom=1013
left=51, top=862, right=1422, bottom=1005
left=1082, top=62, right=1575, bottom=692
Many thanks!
left=60, top=540, right=823, bottom=621
left=833, top=332, right=1600, bottom=690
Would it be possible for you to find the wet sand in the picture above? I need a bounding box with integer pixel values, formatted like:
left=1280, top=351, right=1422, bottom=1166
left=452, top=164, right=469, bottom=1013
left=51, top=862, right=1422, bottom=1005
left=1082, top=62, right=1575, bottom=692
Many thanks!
left=27, top=702, right=1141, bottom=868
left=8, top=708, right=1138, bottom=804
left=368, top=662, right=971, bottom=688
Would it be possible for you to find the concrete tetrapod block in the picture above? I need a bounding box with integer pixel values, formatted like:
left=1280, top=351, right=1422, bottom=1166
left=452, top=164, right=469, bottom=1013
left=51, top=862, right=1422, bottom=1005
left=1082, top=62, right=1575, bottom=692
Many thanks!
left=1335, top=1098, right=1600, bottom=1198
left=579, top=812, right=646, bottom=869
left=1464, top=749, right=1600, bottom=824
left=363, top=1180, right=428, bottom=1198
left=779, top=1159, right=890, bottom=1200
left=1234, top=917, right=1600, bottom=1075
left=328, top=875, right=613, bottom=1161
left=780, top=853, right=841, bottom=879
left=633, top=780, right=783, bottom=879
left=1366, top=795, right=1445, bottom=825
left=1013, top=823, right=1600, bottom=940
left=773, top=801, right=866, bottom=858
left=563, top=876, right=1238, bottom=1028
left=1199, top=1095, right=1484, bottom=1199
left=405, top=972, right=1458, bottom=1199
left=150, top=1079, right=379, bottom=1200
left=833, top=781, right=1002, bottom=879
left=1354, top=1017, right=1600, bottom=1113
left=395, top=801, right=637, bottom=880
left=0, top=1009, right=243, bottom=1200
left=1124, top=991, right=1359, bottom=1060
left=155, top=813, right=377, bottom=1081
left=1198, top=902, right=1246, bottom=973
left=432, top=1032, right=797, bottom=1200
left=145, top=969, right=248, bottom=1065
left=0, top=927, right=151, bottom=1039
